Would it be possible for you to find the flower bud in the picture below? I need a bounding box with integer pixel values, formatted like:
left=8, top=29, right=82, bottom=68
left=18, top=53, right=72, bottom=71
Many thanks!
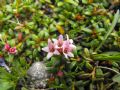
left=8, top=47, right=17, bottom=54
left=57, top=70, right=64, bottom=77
left=4, top=43, right=10, bottom=51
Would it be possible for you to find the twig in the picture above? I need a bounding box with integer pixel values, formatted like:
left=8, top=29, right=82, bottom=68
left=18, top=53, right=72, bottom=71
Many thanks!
left=97, top=66, right=120, bottom=74
left=105, top=82, right=116, bottom=90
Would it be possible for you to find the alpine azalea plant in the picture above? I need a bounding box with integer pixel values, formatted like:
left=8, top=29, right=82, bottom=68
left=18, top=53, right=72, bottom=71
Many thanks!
left=42, top=35, right=76, bottom=59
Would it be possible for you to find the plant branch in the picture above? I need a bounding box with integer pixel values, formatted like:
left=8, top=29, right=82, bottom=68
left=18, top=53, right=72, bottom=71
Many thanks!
left=95, top=10, right=120, bottom=52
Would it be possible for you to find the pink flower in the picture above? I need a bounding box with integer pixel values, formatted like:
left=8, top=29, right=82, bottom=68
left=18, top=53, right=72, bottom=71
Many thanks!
left=42, top=35, right=76, bottom=59
left=56, top=35, right=64, bottom=47
left=53, top=35, right=64, bottom=53
left=62, top=35, right=76, bottom=59
left=42, top=39, right=60, bottom=59
left=57, top=70, right=64, bottom=77
left=63, top=41, right=74, bottom=59
left=8, top=47, right=17, bottom=54
left=4, top=43, right=10, bottom=51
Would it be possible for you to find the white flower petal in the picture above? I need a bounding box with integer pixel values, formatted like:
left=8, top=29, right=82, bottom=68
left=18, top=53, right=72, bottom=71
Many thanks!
left=63, top=53, right=68, bottom=59
left=42, top=47, right=49, bottom=52
left=70, top=44, right=76, bottom=49
left=47, top=52, right=53, bottom=59
left=54, top=50, right=60, bottom=55
left=66, top=34, right=69, bottom=40
left=52, top=39, right=57, bottom=43
left=48, top=39, right=51, bottom=43
left=67, top=52, right=74, bottom=57
left=69, top=39, right=73, bottom=44
left=15, top=50, right=17, bottom=53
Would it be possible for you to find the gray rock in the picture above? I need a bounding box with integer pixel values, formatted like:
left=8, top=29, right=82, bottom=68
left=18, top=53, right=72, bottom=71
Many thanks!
left=27, top=62, right=49, bottom=89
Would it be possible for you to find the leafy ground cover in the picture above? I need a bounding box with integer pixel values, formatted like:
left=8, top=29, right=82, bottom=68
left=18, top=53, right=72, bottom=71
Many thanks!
left=0, top=0, right=120, bottom=90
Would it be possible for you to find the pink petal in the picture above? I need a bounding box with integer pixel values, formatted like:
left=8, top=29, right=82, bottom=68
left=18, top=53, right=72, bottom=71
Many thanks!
left=8, top=47, right=17, bottom=54
left=67, top=52, right=74, bottom=57
left=58, top=35, right=63, bottom=40
left=47, top=52, right=53, bottom=59
left=4, top=43, right=10, bottom=51
left=56, top=35, right=63, bottom=47
left=48, top=39, right=55, bottom=52
left=42, top=47, right=49, bottom=52
left=63, top=40, right=69, bottom=46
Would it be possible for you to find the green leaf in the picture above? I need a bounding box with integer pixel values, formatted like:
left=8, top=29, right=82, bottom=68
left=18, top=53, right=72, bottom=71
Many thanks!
left=19, top=57, right=27, bottom=66
left=0, top=80, right=14, bottom=90
left=6, top=5, right=12, bottom=12
left=57, top=2, right=64, bottom=6
left=26, top=22, right=35, bottom=29
left=113, top=74, right=120, bottom=83
left=46, top=56, right=61, bottom=67
left=70, top=61, right=77, bottom=70
left=112, top=62, right=119, bottom=68
left=82, top=0, right=88, bottom=4
left=81, top=27, right=92, bottom=34
left=96, top=68, right=103, bottom=78
left=47, top=67, right=58, bottom=73
left=6, top=55, right=14, bottom=63
left=75, top=81, right=83, bottom=86
left=64, top=0, right=78, bottom=6
left=31, top=34, right=39, bottom=40
left=8, top=39, right=16, bottom=46
left=25, top=50, right=32, bottom=55
left=92, top=52, right=120, bottom=61
left=21, top=87, right=28, bottom=90
left=85, top=62, right=93, bottom=70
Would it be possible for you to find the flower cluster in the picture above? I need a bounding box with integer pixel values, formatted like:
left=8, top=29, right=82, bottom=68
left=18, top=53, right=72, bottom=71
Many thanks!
left=42, top=35, right=76, bottom=59
left=4, top=43, right=17, bottom=54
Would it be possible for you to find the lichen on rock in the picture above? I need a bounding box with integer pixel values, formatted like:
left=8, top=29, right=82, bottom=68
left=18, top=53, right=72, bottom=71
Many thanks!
left=27, top=62, right=49, bottom=89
